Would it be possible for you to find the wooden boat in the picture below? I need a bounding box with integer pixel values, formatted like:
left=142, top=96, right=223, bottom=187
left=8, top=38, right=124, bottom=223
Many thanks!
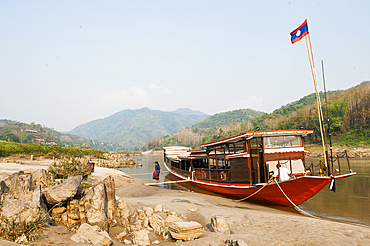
left=163, top=129, right=356, bottom=207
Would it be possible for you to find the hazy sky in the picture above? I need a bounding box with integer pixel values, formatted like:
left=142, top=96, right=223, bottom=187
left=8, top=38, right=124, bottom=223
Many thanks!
left=1, top=1, right=369, bottom=132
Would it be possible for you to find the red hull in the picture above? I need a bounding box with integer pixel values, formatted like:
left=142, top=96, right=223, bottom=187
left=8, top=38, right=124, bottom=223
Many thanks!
left=166, top=167, right=355, bottom=207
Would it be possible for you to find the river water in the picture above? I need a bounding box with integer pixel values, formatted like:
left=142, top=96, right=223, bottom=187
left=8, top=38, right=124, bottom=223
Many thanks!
left=121, top=155, right=370, bottom=228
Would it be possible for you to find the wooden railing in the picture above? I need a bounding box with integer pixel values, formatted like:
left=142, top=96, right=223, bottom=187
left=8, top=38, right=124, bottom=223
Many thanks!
left=171, top=166, right=231, bottom=181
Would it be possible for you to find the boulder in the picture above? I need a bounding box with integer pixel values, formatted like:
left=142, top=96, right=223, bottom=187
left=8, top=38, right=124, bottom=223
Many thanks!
left=72, top=223, right=112, bottom=246
left=44, top=175, right=82, bottom=205
left=80, top=176, right=115, bottom=232
left=103, top=176, right=117, bottom=225
left=133, top=229, right=150, bottom=246
left=165, top=214, right=183, bottom=225
left=149, top=214, right=165, bottom=236
left=6, top=172, right=34, bottom=199
left=154, top=204, right=163, bottom=213
left=143, top=207, right=153, bottom=217
left=211, top=216, right=231, bottom=234
left=1, top=187, right=49, bottom=224
left=168, top=221, right=203, bottom=241
left=31, top=169, right=54, bottom=188
left=116, top=197, right=130, bottom=227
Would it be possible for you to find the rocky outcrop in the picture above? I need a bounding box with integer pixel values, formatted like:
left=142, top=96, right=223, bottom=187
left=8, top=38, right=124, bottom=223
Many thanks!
left=1, top=186, right=49, bottom=224
left=70, top=223, right=113, bottom=246
left=168, top=221, right=203, bottom=241
left=211, top=216, right=231, bottom=234
left=44, top=175, right=82, bottom=205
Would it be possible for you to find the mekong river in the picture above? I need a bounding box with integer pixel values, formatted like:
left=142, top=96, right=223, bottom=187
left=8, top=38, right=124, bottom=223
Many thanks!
left=120, top=155, right=370, bottom=227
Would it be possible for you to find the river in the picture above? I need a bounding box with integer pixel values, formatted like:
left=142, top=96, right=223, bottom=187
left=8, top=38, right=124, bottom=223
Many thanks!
left=121, top=155, right=370, bottom=227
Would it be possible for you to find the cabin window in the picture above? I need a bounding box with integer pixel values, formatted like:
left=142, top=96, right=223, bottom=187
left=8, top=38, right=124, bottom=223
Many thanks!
left=264, top=136, right=302, bottom=148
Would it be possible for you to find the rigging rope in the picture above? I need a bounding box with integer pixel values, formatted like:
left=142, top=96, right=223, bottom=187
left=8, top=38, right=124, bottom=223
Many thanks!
left=274, top=179, right=318, bottom=218
left=235, top=177, right=273, bottom=202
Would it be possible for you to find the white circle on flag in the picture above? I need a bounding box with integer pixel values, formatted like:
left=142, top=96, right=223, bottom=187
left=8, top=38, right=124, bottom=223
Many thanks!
left=296, top=30, right=301, bottom=37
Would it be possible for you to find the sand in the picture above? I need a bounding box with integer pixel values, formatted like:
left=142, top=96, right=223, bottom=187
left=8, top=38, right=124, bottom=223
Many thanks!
left=0, top=159, right=370, bottom=245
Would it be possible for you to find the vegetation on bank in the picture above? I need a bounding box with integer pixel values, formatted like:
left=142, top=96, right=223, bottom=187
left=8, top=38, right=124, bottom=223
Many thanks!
left=142, top=81, right=370, bottom=150
left=0, top=120, right=125, bottom=152
left=0, top=140, right=105, bottom=159
left=48, top=158, right=91, bottom=180
left=0, top=215, right=46, bottom=243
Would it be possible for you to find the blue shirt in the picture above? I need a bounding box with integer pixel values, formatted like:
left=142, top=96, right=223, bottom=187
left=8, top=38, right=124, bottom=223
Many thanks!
left=155, top=164, right=161, bottom=173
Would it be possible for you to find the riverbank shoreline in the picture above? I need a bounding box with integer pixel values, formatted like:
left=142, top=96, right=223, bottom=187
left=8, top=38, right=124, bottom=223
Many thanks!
left=0, top=159, right=370, bottom=245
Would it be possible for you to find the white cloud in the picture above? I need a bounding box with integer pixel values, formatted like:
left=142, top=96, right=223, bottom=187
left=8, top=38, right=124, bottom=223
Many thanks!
left=150, top=83, right=172, bottom=94
left=229, top=95, right=264, bottom=111
left=93, top=87, right=149, bottom=109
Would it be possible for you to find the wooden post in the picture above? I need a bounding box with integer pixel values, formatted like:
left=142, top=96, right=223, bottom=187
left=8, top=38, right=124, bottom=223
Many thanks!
left=207, top=149, right=211, bottom=180
left=247, top=139, right=253, bottom=184
left=289, top=157, right=292, bottom=176
left=345, top=150, right=351, bottom=172
left=256, top=137, right=260, bottom=183
left=311, top=162, right=314, bottom=176
left=326, top=150, right=331, bottom=176
left=215, top=148, right=218, bottom=180
left=336, top=154, right=342, bottom=175
left=262, top=138, right=268, bottom=183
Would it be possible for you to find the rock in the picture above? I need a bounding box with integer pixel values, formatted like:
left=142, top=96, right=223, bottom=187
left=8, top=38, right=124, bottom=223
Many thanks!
left=103, top=176, right=117, bottom=225
left=6, top=172, right=34, bottom=199
left=211, top=216, right=231, bottom=234
left=152, top=240, right=160, bottom=245
left=143, top=206, right=153, bottom=217
left=149, top=214, right=165, bottom=235
left=116, top=197, right=130, bottom=227
left=70, top=233, right=89, bottom=243
left=1, top=188, right=49, bottom=224
left=133, top=229, right=150, bottom=246
left=80, top=176, right=116, bottom=232
left=227, top=239, right=248, bottom=246
left=51, top=207, right=66, bottom=224
left=168, top=221, right=203, bottom=241
left=44, top=175, right=82, bottom=205
left=115, top=231, right=127, bottom=241
left=31, top=169, right=54, bottom=188
left=188, top=208, right=198, bottom=212
left=0, top=180, right=9, bottom=196
left=75, top=223, right=113, bottom=246
left=154, top=204, right=163, bottom=213
left=165, top=214, right=183, bottom=224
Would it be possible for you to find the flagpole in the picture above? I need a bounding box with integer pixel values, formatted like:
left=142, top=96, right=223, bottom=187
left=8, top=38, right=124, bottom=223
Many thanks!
left=304, top=35, right=328, bottom=172
left=308, top=34, right=328, bottom=150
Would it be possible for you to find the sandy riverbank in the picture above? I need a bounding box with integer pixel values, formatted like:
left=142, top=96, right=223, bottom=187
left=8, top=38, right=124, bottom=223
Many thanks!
left=0, top=160, right=369, bottom=245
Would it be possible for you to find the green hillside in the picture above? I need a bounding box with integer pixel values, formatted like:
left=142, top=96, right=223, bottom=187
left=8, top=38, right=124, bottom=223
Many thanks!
left=68, top=107, right=208, bottom=150
left=0, top=120, right=123, bottom=152
left=202, top=81, right=370, bottom=147
left=142, top=108, right=264, bottom=150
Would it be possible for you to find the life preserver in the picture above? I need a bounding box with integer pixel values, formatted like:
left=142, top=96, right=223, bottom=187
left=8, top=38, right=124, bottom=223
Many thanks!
left=201, top=170, right=206, bottom=178
left=220, top=171, right=226, bottom=181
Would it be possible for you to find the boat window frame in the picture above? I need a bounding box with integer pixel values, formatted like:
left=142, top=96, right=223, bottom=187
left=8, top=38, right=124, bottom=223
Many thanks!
left=263, top=135, right=302, bottom=148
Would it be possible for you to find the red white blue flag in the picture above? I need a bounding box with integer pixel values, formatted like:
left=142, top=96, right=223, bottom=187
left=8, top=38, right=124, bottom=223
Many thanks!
left=290, top=19, right=309, bottom=44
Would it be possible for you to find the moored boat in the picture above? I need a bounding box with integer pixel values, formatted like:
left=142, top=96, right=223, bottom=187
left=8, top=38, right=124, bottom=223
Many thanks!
left=163, top=129, right=356, bottom=207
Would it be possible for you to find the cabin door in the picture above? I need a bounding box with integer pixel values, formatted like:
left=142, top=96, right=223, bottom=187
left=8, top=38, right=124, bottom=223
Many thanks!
left=250, top=137, right=266, bottom=184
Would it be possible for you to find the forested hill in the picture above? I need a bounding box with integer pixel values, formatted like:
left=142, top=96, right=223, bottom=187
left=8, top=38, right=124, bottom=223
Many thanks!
left=68, top=107, right=209, bottom=150
left=142, top=108, right=264, bottom=150
left=204, top=81, right=370, bottom=146
left=0, top=120, right=123, bottom=151
left=143, top=81, right=370, bottom=150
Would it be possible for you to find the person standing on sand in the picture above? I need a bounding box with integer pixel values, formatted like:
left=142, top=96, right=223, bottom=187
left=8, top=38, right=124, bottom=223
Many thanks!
left=154, top=161, right=163, bottom=183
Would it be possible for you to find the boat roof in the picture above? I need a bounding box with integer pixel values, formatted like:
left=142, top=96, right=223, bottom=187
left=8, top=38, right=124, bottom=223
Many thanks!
left=200, top=129, right=314, bottom=148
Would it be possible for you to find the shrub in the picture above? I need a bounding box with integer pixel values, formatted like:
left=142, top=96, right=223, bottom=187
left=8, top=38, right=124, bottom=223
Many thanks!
left=0, top=215, right=46, bottom=242
left=48, top=158, right=90, bottom=180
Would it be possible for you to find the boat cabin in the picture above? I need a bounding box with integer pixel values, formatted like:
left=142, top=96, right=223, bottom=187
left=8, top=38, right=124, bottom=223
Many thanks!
left=164, top=130, right=313, bottom=185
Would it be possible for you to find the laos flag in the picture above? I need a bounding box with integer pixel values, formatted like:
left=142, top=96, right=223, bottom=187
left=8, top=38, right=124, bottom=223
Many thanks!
left=290, top=19, right=309, bottom=44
